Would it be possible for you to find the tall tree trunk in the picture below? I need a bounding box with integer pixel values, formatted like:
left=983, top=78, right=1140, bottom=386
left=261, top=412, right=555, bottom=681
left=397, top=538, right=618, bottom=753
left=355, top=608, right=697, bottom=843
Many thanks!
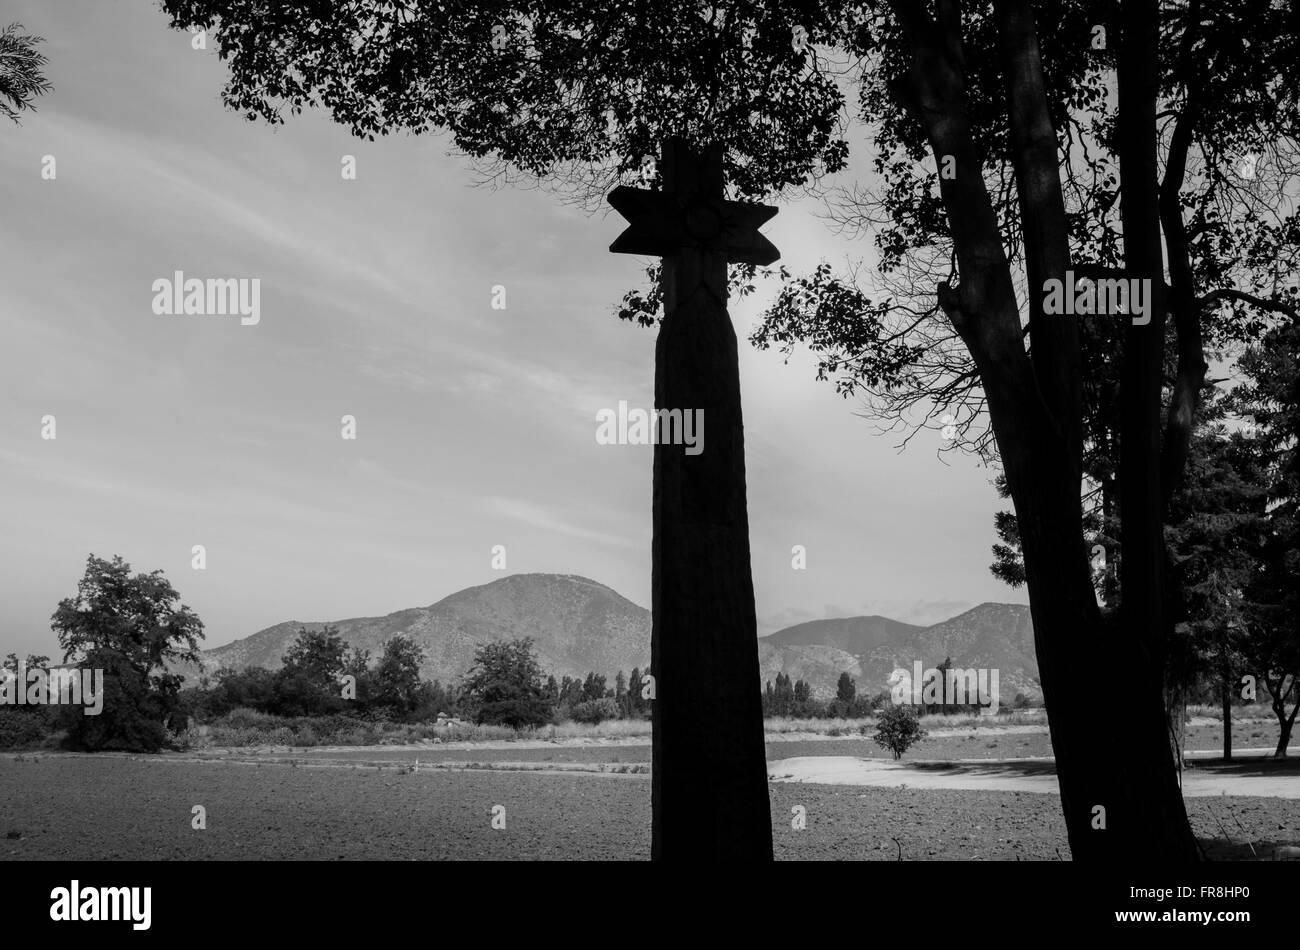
left=998, top=429, right=1118, bottom=857
left=887, top=0, right=1199, bottom=859
left=1114, top=0, right=1201, bottom=859
left=650, top=141, right=772, bottom=861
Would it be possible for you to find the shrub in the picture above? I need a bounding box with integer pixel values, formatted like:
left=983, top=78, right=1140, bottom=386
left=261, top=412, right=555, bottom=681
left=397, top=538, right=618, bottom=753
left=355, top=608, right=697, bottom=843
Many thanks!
left=220, top=707, right=278, bottom=730
left=570, top=697, right=620, bottom=725
left=205, top=725, right=262, bottom=747
left=0, top=708, right=53, bottom=749
left=867, top=704, right=927, bottom=759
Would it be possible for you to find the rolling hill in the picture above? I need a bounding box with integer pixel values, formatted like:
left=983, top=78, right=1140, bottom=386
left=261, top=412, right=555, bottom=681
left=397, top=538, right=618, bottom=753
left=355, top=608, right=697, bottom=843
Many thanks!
left=192, top=573, right=651, bottom=684
left=758, top=603, right=1040, bottom=701
left=189, top=573, right=1039, bottom=701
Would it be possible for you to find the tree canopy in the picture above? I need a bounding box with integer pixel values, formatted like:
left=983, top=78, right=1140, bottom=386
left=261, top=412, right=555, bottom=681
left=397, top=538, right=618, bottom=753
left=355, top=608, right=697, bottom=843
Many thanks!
left=51, top=555, right=204, bottom=752
left=0, top=23, right=53, bottom=124
left=163, top=0, right=863, bottom=200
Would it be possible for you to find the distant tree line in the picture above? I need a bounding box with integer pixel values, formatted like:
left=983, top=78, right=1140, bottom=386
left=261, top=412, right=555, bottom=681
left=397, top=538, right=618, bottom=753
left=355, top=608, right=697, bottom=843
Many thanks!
left=185, top=633, right=655, bottom=731
left=456, top=637, right=651, bottom=728
left=183, top=627, right=457, bottom=723
left=762, top=668, right=1036, bottom=720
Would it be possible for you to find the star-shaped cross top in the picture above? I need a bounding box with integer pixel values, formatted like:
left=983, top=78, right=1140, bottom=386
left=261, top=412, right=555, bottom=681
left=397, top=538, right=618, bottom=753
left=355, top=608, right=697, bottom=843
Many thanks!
left=607, top=139, right=780, bottom=266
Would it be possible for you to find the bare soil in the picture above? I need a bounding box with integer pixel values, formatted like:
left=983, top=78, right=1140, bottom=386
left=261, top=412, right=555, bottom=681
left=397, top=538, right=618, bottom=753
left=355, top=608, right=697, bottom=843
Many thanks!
left=1, top=743, right=1296, bottom=860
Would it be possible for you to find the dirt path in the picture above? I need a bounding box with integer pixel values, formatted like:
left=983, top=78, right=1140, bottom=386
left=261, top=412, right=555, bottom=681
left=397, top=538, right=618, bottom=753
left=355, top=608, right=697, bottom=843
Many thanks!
left=769, top=753, right=1300, bottom=798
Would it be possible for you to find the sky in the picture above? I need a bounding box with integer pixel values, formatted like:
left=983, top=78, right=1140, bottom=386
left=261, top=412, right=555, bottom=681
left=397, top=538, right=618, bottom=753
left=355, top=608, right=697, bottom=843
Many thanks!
left=0, top=1, right=1026, bottom=661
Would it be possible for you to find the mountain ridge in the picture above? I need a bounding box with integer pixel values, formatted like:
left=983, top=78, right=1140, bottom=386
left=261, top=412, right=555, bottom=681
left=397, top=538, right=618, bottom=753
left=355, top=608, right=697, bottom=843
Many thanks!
left=190, top=574, right=1038, bottom=700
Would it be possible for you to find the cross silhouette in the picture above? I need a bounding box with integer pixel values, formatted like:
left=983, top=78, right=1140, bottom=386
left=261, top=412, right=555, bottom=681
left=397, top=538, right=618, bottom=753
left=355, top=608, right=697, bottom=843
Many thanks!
left=606, top=138, right=780, bottom=862
left=608, top=139, right=779, bottom=269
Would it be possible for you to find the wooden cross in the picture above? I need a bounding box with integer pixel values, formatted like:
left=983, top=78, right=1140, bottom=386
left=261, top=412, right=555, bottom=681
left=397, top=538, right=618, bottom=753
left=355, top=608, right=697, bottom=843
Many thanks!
left=608, top=143, right=779, bottom=268
left=607, top=138, right=779, bottom=862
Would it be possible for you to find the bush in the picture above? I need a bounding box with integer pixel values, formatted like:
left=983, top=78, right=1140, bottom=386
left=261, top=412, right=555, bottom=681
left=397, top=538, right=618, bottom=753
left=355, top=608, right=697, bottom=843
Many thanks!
left=867, top=704, right=927, bottom=759
left=473, top=697, right=552, bottom=729
left=570, top=697, right=620, bottom=725
left=270, top=670, right=347, bottom=718
left=825, top=696, right=876, bottom=719
left=0, top=708, right=53, bottom=749
left=220, top=707, right=279, bottom=730
left=204, top=709, right=384, bottom=746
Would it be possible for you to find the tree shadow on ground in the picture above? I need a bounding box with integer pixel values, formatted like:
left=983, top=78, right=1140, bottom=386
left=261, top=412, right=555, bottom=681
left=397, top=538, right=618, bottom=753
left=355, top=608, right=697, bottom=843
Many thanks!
left=1198, top=837, right=1299, bottom=860
left=904, top=758, right=1058, bottom=777
left=1182, top=757, right=1300, bottom=778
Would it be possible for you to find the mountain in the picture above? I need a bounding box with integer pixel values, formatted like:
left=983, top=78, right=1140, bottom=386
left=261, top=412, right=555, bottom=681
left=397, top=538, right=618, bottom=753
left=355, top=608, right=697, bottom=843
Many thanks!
left=758, top=603, right=1039, bottom=701
left=190, top=575, right=1039, bottom=703
left=763, top=615, right=925, bottom=654
left=909, top=602, right=1039, bottom=698
left=756, top=642, right=863, bottom=699
left=192, top=573, right=651, bottom=684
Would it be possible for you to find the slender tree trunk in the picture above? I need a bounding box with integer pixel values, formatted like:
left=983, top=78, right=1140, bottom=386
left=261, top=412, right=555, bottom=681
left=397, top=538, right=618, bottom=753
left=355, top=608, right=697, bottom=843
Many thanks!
left=650, top=141, right=772, bottom=861
left=1167, top=682, right=1186, bottom=774
left=1274, top=688, right=1297, bottom=759
left=1221, top=673, right=1233, bottom=761
left=1276, top=719, right=1293, bottom=759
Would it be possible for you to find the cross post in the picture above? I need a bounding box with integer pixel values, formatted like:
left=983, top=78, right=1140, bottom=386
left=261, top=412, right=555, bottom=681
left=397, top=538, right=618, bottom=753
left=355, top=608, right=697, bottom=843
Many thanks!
left=609, top=138, right=778, bottom=861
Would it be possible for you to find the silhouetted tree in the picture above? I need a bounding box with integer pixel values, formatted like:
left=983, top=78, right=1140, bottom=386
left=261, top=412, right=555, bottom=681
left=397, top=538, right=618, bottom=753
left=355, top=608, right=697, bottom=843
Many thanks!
left=738, top=1, right=1300, bottom=859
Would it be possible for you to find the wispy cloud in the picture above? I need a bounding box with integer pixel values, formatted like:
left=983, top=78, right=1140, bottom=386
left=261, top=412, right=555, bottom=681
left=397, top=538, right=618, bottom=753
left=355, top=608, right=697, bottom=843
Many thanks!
left=482, top=496, right=641, bottom=549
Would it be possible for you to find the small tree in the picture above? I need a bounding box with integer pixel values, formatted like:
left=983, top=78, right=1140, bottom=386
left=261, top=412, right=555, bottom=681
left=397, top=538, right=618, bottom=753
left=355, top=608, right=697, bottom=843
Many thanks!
left=869, top=705, right=927, bottom=760
left=836, top=671, right=856, bottom=704
left=557, top=674, right=583, bottom=711
left=371, top=635, right=428, bottom=717
left=461, top=638, right=551, bottom=729
left=271, top=626, right=351, bottom=717
left=771, top=673, right=795, bottom=717
left=581, top=671, right=608, bottom=703
left=614, top=670, right=628, bottom=715
left=627, top=668, right=645, bottom=718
